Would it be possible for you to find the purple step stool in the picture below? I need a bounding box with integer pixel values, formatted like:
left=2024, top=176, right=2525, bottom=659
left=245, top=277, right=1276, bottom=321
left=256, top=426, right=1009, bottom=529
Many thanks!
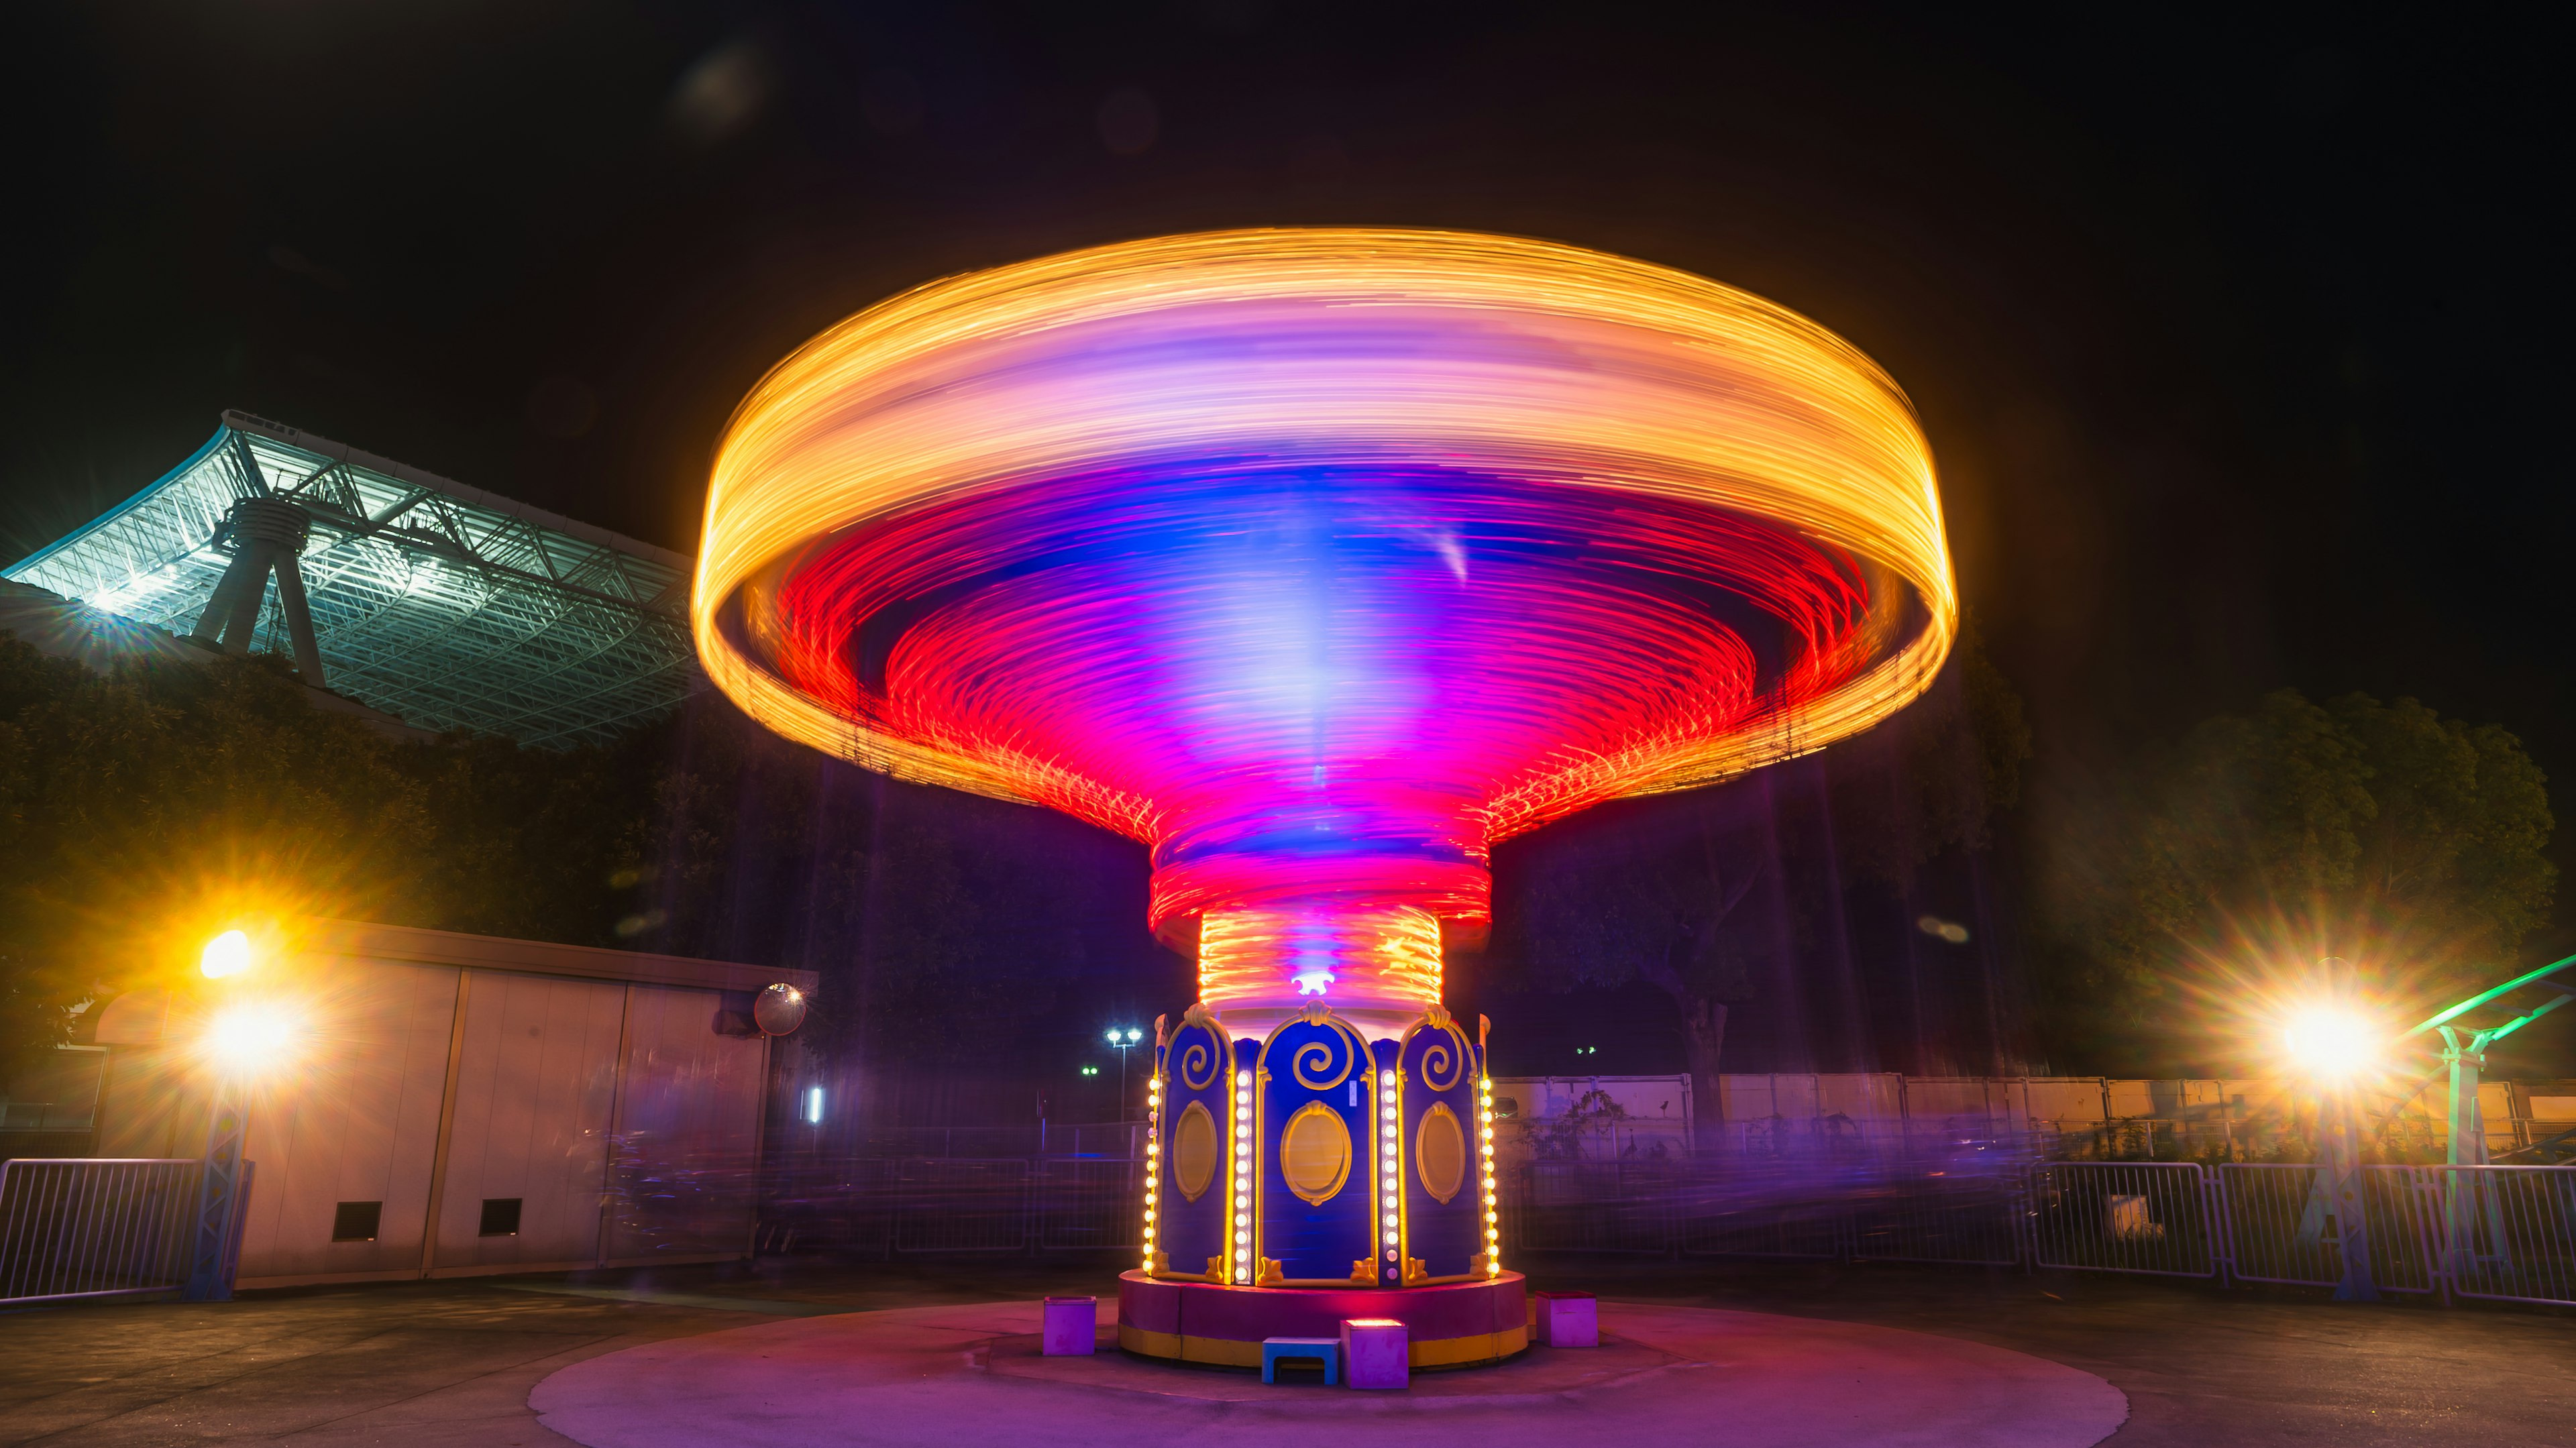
left=1340, top=1317, right=1409, bottom=1390
left=1534, top=1291, right=1598, bottom=1347
left=1041, top=1295, right=1097, bottom=1355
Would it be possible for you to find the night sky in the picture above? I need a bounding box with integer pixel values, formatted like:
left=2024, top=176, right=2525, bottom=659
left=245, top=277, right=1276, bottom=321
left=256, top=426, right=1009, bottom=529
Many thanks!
left=9, top=7, right=2566, bottom=1077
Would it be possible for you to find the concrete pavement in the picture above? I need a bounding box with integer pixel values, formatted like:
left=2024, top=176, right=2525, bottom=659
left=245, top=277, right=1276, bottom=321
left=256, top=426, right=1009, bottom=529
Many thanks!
left=0, top=1257, right=2566, bottom=1446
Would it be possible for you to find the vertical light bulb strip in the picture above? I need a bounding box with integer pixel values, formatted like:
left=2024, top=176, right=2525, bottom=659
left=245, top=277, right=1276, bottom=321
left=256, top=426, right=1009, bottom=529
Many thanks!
left=1232, top=1067, right=1254, bottom=1284
left=1480, top=1073, right=1501, bottom=1274
left=1379, top=1066, right=1403, bottom=1280
left=1142, top=1071, right=1163, bottom=1273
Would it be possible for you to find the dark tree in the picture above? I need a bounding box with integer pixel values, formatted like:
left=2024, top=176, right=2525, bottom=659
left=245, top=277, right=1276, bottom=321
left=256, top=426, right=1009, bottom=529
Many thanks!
left=2035, top=689, right=2555, bottom=1071
left=0, top=634, right=1167, bottom=1100
left=1491, top=626, right=2028, bottom=1146
left=0, top=638, right=443, bottom=1082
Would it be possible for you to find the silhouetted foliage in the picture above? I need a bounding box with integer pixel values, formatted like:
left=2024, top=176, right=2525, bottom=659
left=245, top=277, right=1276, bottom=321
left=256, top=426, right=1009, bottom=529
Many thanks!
left=2033, top=689, right=2555, bottom=1071
left=0, top=638, right=441, bottom=1082
left=1489, top=626, right=2030, bottom=1135
left=0, top=634, right=1166, bottom=1091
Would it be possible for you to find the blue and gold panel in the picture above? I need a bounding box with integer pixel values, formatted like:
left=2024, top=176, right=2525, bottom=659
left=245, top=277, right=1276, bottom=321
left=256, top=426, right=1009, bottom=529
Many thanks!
left=1398, top=1009, right=1483, bottom=1283
left=1254, top=1005, right=1375, bottom=1286
left=1149, top=1005, right=1232, bottom=1281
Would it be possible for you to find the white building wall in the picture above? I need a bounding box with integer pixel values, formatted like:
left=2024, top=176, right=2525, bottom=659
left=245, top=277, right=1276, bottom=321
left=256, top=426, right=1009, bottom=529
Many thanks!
left=81, top=920, right=807, bottom=1289
left=235, top=960, right=459, bottom=1280
left=426, top=971, right=628, bottom=1275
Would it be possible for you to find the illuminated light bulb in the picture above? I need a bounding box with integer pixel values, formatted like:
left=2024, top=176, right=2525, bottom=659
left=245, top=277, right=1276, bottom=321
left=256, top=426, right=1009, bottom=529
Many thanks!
left=2284, top=1004, right=2382, bottom=1083
left=200, top=930, right=253, bottom=981
left=1384, top=1232, right=1399, bottom=1246
left=1383, top=1213, right=1399, bottom=1228
left=203, top=1001, right=300, bottom=1072
left=1381, top=1070, right=1396, bottom=1087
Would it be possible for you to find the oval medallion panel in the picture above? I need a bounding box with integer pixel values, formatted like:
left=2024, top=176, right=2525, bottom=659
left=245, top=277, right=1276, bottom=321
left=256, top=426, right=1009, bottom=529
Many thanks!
left=1279, top=1101, right=1354, bottom=1205
left=1172, top=1099, right=1218, bottom=1201
left=1415, top=1101, right=1466, bottom=1204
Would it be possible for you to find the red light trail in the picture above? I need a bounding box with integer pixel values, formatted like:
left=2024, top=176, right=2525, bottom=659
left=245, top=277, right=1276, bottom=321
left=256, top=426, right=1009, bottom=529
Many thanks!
left=695, top=229, right=1954, bottom=1032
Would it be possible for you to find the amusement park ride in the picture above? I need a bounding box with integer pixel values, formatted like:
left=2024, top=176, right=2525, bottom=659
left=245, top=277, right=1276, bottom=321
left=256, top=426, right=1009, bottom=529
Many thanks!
left=690, top=229, right=1957, bottom=1366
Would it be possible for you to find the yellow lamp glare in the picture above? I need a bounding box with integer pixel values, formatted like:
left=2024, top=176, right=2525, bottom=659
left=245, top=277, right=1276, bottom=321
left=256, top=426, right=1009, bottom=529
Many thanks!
left=205, top=1001, right=301, bottom=1074
left=2284, top=1005, right=2379, bottom=1082
left=201, top=930, right=253, bottom=980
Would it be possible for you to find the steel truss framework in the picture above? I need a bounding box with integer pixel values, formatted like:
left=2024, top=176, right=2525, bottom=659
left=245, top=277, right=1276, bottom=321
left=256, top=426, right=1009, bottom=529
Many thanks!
left=4, top=413, right=697, bottom=746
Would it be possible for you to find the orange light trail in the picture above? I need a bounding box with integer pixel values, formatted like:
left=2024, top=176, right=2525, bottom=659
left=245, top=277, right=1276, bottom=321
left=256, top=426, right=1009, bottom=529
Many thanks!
left=694, top=228, right=1955, bottom=1025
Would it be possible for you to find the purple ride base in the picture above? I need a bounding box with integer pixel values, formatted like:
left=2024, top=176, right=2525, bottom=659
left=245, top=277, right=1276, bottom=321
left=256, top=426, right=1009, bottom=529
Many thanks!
left=1117, top=1270, right=1528, bottom=1370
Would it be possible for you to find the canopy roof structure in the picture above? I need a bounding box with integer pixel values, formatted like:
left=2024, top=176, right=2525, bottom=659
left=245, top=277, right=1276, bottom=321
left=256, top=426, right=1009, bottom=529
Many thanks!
left=4, top=412, right=696, bottom=746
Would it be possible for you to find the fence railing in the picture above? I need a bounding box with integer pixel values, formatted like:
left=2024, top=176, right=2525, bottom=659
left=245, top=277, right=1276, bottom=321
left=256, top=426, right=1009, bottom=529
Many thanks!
left=760, top=1155, right=1140, bottom=1258
left=1665, top=1162, right=2025, bottom=1266
left=2434, top=1165, right=2576, bottom=1306
left=0, top=1158, right=202, bottom=1306
left=2027, top=1160, right=2218, bottom=1277
left=1497, top=1156, right=2576, bottom=1311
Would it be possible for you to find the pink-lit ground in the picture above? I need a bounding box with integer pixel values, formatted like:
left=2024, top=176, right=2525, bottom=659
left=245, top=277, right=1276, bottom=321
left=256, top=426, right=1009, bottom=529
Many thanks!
left=528, top=1297, right=2127, bottom=1447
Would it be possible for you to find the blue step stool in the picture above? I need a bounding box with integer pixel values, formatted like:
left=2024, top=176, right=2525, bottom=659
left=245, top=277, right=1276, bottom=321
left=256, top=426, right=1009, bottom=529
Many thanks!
left=1261, top=1337, right=1340, bottom=1385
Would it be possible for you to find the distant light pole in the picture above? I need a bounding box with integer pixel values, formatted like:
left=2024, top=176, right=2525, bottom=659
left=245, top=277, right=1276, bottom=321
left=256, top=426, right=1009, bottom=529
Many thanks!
left=2282, top=969, right=2381, bottom=1304
left=1106, top=1027, right=1142, bottom=1118
left=189, top=930, right=299, bottom=1302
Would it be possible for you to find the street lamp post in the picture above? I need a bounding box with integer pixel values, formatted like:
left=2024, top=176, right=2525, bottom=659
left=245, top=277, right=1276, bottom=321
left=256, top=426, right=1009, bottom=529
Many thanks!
left=184, top=930, right=256, bottom=1302
left=2282, top=985, right=2379, bottom=1302
left=1105, top=1027, right=1142, bottom=1119
left=184, top=1074, right=252, bottom=1302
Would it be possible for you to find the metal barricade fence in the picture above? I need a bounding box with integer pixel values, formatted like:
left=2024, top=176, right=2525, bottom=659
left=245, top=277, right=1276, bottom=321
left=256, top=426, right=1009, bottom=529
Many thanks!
left=2026, top=1161, right=2216, bottom=1277
left=1507, top=1161, right=1679, bottom=1254
left=2363, top=1167, right=2445, bottom=1294
left=2218, top=1162, right=2335, bottom=1286
left=1037, top=1158, right=1141, bottom=1252
left=892, top=1158, right=1031, bottom=1253
left=1669, top=1164, right=2023, bottom=1265
left=0, top=1159, right=202, bottom=1305
left=2430, top=1164, right=2576, bottom=1307
left=1679, top=1189, right=1857, bottom=1260
left=2216, top=1164, right=2444, bottom=1294
left=1851, top=1171, right=2025, bottom=1266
